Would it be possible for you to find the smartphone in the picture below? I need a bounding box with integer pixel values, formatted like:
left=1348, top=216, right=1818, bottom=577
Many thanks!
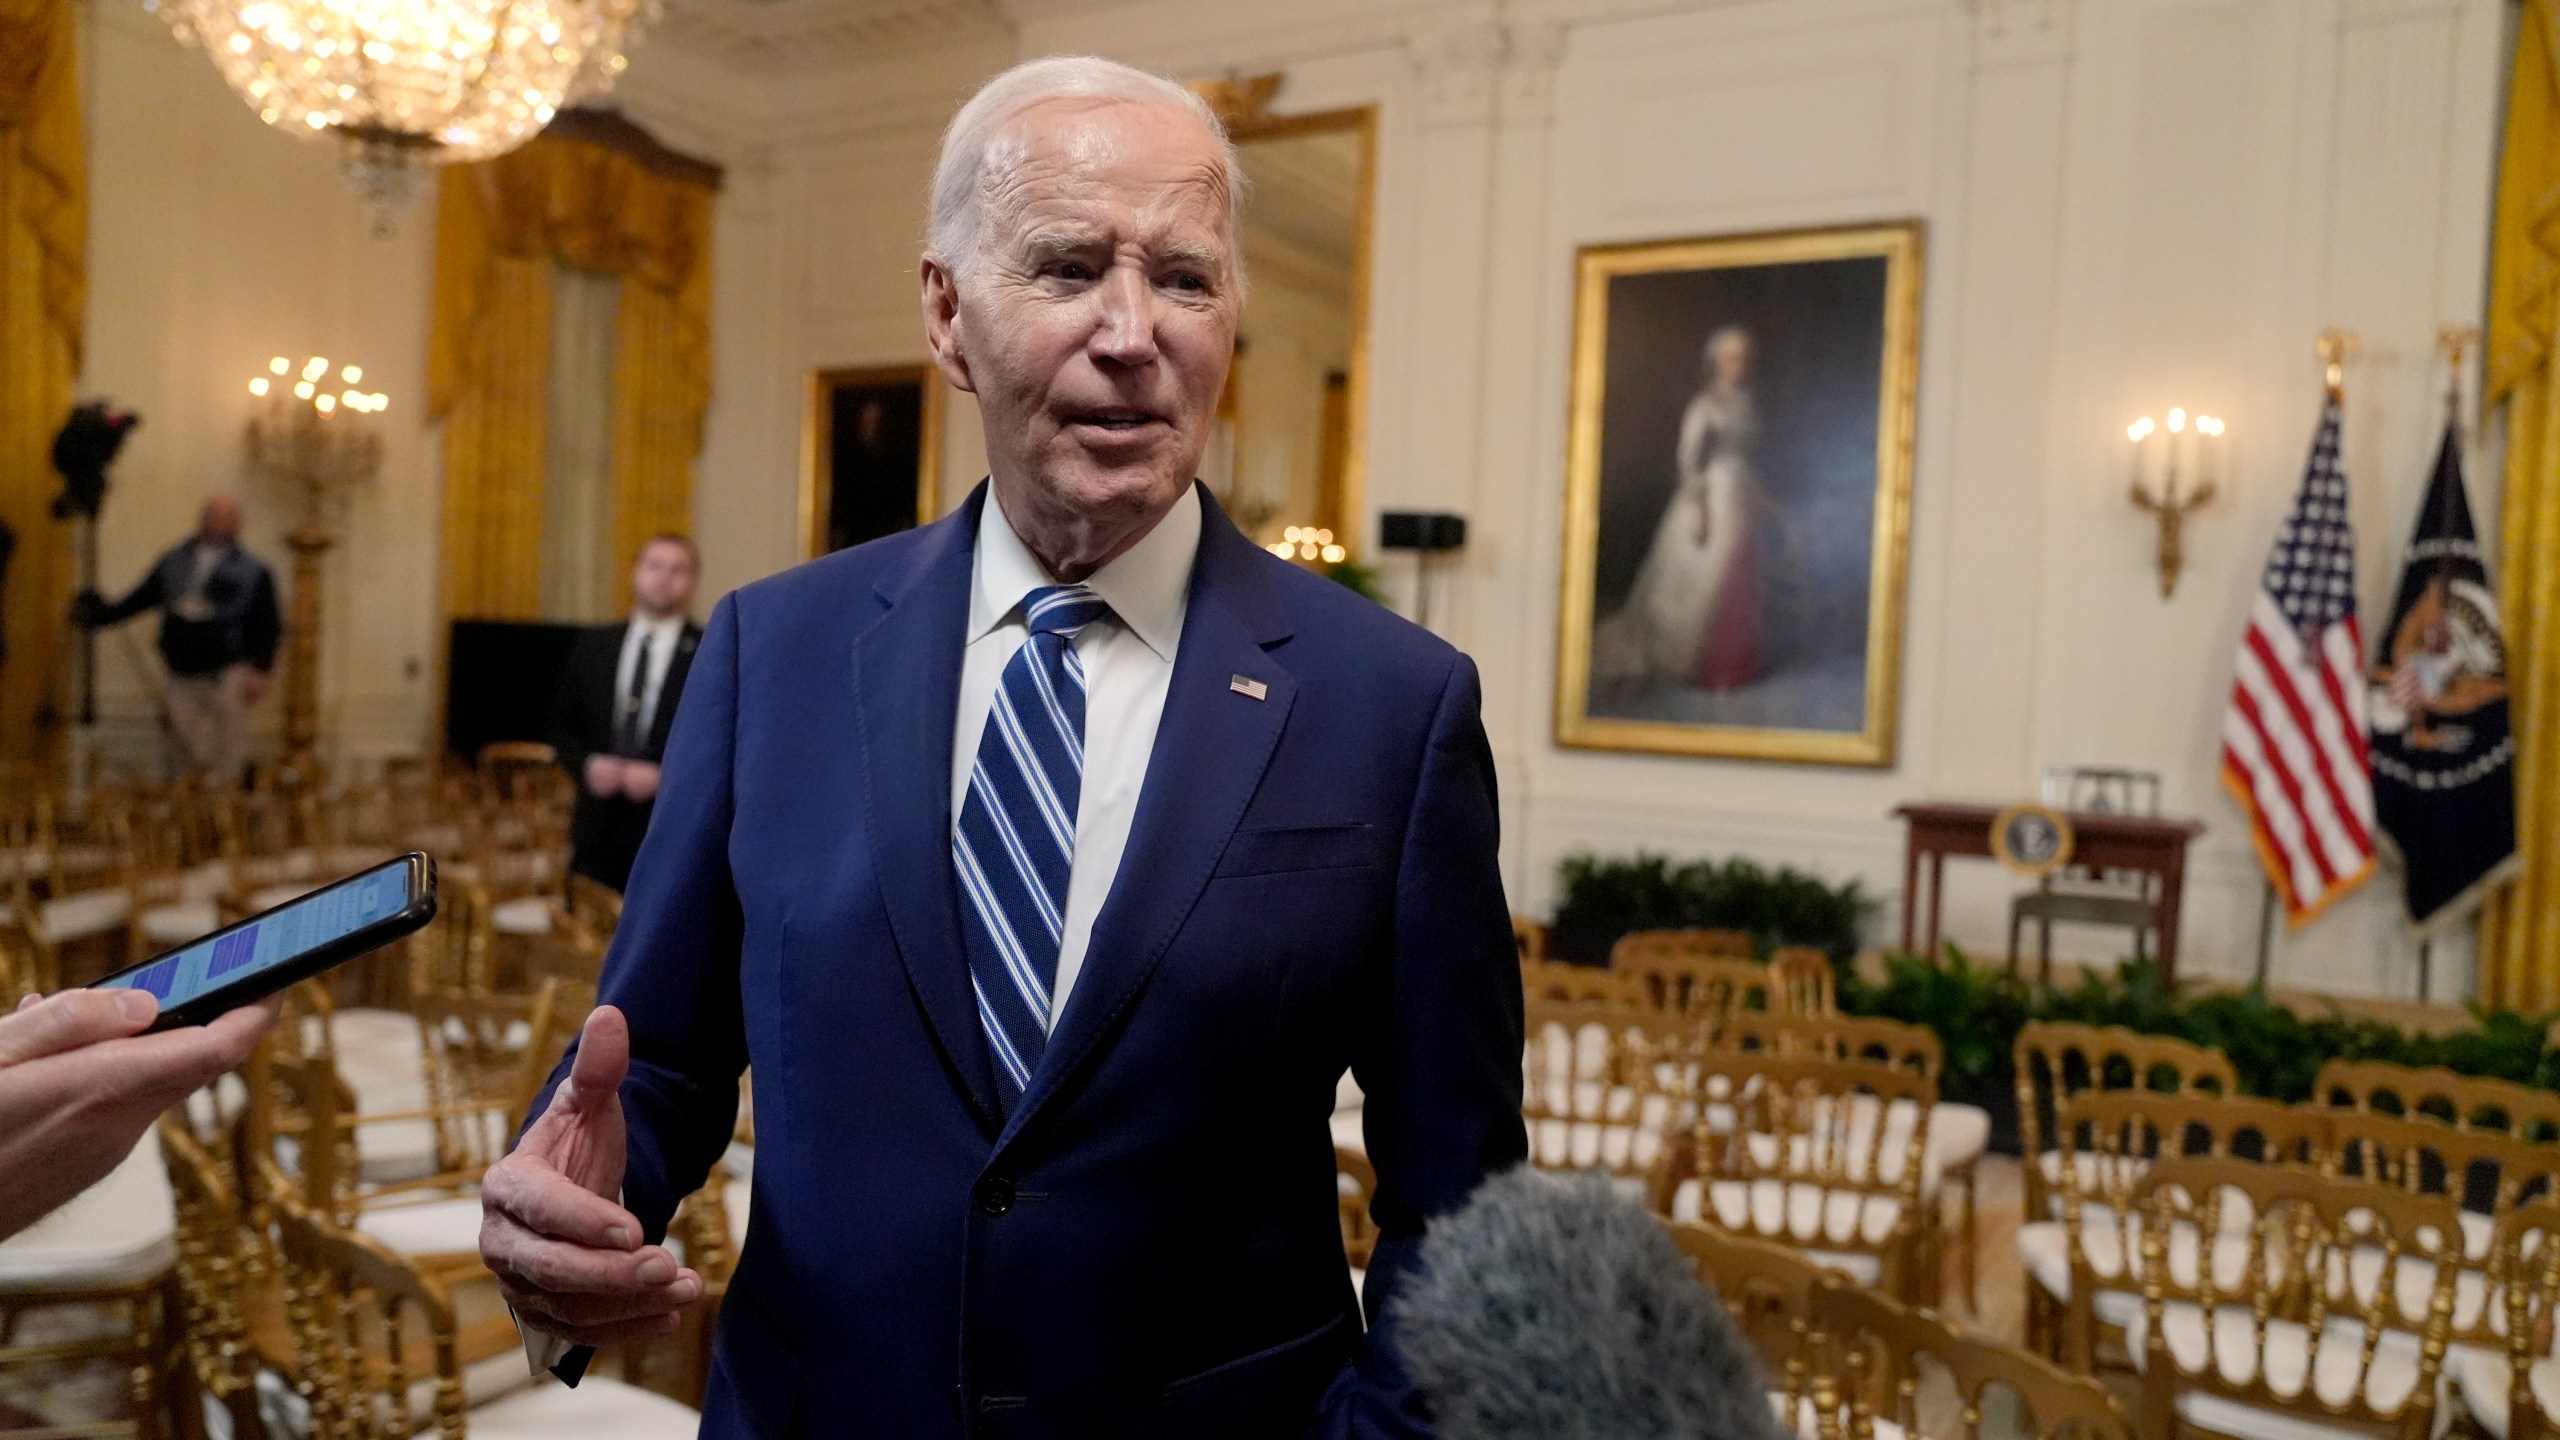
left=86, top=852, right=438, bottom=1032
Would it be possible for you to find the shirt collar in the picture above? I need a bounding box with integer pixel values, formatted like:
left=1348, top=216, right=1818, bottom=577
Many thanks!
left=626, top=613, right=682, bottom=641
left=968, top=483, right=1200, bottom=662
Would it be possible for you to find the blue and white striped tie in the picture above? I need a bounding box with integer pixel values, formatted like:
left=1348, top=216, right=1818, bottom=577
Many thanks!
left=956, top=583, right=1112, bottom=1111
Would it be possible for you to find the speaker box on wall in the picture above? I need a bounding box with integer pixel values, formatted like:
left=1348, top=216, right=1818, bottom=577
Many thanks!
left=1380, top=512, right=1467, bottom=552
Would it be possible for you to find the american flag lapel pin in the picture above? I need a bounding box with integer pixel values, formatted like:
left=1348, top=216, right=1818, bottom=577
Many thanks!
left=1229, top=674, right=1269, bottom=702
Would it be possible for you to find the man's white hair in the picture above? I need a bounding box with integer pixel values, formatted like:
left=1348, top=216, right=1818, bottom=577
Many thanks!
left=927, top=55, right=1245, bottom=275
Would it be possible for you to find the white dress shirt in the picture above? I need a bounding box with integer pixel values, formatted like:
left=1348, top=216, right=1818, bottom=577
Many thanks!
left=524, top=486, right=1199, bottom=1374
left=955, top=482, right=1198, bottom=1025
left=615, top=614, right=685, bottom=751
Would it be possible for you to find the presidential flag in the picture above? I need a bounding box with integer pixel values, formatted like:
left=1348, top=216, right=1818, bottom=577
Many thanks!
left=2369, top=423, right=2518, bottom=929
left=2219, top=397, right=2378, bottom=926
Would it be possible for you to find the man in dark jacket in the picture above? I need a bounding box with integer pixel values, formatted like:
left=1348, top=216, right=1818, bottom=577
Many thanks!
left=548, top=535, right=702, bottom=891
left=77, top=497, right=280, bottom=781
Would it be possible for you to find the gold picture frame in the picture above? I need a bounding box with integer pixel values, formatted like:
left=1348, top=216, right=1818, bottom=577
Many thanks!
left=1554, top=220, right=1924, bottom=766
left=799, top=364, right=945, bottom=559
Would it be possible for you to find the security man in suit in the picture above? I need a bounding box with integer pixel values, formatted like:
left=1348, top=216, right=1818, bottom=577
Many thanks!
left=548, top=535, right=703, bottom=891
left=75, top=497, right=282, bottom=782
left=482, top=57, right=1525, bottom=1438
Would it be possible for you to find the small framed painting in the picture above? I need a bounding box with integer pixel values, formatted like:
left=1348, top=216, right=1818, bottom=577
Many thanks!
left=801, top=365, right=944, bottom=558
left=1554, top=221, right=1924, bottom=767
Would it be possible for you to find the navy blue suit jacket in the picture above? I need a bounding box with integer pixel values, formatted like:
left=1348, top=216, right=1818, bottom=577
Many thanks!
left=533, top=483, right=1526, bottom=1438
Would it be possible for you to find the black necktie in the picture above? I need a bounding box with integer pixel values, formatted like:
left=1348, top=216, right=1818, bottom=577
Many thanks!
left=621, top=633, right=654, bottom=753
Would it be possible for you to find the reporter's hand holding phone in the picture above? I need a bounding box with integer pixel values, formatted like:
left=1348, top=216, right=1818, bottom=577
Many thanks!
left=0, top=989, right=275, bottom=1242
left=480, top=1005, right=702, bottom=1347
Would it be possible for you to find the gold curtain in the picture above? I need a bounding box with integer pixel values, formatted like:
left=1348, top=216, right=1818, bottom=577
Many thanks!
left=0, top=0, right=81, bottom=759
left=2479, top=0, right=2560, bottom=1008
left=430, top=123, right=715, bottom=620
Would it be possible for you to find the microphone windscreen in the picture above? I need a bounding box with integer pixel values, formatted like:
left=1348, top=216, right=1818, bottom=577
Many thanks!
left=1388, top=1167, right=1788, bottom=1440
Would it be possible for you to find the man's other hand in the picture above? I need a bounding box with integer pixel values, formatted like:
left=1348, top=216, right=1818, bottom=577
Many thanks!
left=481, top=1006, right=700, bottom=1346
left=583, top=755, right=627, bottom=799
left=620, top=762, right=661, bottom=803
left=0, top=989, right=277, bottom=1241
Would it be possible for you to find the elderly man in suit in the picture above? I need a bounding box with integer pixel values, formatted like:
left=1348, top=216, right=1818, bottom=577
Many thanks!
left=479, top=55, right=1524, bottom=1439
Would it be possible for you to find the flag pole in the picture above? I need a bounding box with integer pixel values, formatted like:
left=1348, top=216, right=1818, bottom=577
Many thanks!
left=2254, top=880, right=2276, bottom=989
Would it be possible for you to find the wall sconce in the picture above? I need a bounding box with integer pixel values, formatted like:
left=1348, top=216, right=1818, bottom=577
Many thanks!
left=2126, top=405, right=2225, bottom=598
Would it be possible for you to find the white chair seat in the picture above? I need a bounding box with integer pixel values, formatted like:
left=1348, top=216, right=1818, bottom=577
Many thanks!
left=2015, top=1220, right=2144, bottom=1327
left=1335, top=1070, right=1366, bottom=1114
left=0, top=1132, right=177, bottom=1291
left=29, top=887, right=134, bottom=943
left=139, top=899, right=221, bottom=946
left=1330, top=1107, right=1364, bottom=1156
left=2451, top=1343, right=2560, bottom=1439
left=354, top=1118, right=442, bottom=1184
left=446, top=1374, right=699, bottom=1439
left=2126, top=1303, right=2436, bottom=1440
left=726, top=1178, right=749, bottom=1252
left=249, top=882, right=316, bottom=912
left=1668, top=1180, right=1885, bottom=1284
left=491, top=897, right=553, bottom=935
left=1931, top=1103, right=1990, bottom=1169
left=354, top=1195, right=484, bottom=1258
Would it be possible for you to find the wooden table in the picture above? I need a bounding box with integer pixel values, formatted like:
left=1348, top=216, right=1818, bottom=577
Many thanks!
left=1892, top=802, right=2207, bottom=982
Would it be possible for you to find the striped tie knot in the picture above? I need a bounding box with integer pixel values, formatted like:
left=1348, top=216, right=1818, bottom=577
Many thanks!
left=1022, top=584, right=1111, bottom=638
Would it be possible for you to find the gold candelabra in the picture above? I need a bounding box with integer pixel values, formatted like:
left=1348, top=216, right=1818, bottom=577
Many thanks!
left=244, top=357, right=389, bottom=763
left=2126, top=404, right=2227, bottom=598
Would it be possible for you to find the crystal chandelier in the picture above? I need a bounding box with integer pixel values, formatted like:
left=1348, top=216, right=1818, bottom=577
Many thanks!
left=146, top=0, right=656, bottom=220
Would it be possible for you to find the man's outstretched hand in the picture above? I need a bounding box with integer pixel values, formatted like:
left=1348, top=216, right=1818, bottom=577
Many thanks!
left=480, top=1005, right=701, bottom=1347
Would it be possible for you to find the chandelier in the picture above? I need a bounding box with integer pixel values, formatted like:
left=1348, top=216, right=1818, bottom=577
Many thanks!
left=146, top=0, right=656, bottom=220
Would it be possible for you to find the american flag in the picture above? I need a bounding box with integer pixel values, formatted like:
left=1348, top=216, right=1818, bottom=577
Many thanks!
left=2218, top=399, right=2377, bottom=926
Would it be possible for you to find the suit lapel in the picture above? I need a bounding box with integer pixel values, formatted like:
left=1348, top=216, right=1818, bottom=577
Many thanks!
left=1004, top=495, right=1296, bottom=1143
left=855, top=493, right=1002, bottom=1129
left=645, top=624, right=702, bottom=755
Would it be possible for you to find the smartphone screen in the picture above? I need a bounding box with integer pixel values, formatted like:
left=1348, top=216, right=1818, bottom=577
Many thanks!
left=94, top=861, right=417, bottom=1013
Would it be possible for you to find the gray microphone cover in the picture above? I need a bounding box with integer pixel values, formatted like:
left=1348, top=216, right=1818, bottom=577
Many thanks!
left=1389, top=1167, right=1790, bottom=1440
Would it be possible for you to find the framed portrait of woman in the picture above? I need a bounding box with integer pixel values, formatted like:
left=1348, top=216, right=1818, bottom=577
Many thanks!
left=1554, top=221, right=1923, bottom=767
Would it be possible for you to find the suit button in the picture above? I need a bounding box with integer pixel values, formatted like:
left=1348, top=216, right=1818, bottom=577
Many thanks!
left=976, top=1177, right=1015, bottom=1216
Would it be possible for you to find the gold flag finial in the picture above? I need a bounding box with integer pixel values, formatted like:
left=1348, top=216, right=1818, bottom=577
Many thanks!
left=2438, top=323, right=2479, bottom=414
left=2316, top=328, right=2360, bottom=401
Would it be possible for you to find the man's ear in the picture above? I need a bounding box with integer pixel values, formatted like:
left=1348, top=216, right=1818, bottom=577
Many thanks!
left=921, top=256, right=976, bottom=395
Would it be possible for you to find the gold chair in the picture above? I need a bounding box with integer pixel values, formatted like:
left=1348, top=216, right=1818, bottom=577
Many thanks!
left=1521, top=998, right=1687, bottom=1208
left=1685, top=1050, right=1940, bottom=1304
left=2451, top=1200, right=2560, bottom=1440
left=1813, top=1270, right=2132, bottom=1440
left=2311, top=1059, right=2560, bottom=1142
left=272, top=1192, right=700, bottom=1440
left=2129, top=1156, right=2463, bottom=1440
left=0, top=1127, right=180, bottom=1439
left=2015, top=1023, right=2239, bottom=1226
left=1664, top=1218, right=1833, bottom=1416
left=2026, top=1089, right=2329, bottom=1372
left=1726, top=1012, right=1987, bottom=1314
left=157, top=1113, right=267, bottom=1440
left=1769, top=945, right=1837, bottom=1017
left=1336, top=1146, right=1380, bottom=1272
left=1522, top=958, right=1641, bottom=1006
left=1511, top=913, right=1550, bottom=964
left=1612, top=933, right=1770, bottom=1034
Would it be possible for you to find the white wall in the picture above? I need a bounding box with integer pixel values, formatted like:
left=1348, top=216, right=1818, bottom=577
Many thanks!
left=73, top=0, right=2509, bottom=999
left=722, top=0, right=2504, bottom=998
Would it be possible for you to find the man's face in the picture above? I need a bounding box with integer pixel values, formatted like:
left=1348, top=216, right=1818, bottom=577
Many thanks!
left=200, top=498, right=241, bottom=542
left=924, top=97, right=1239, bottom=539
left=631, top=541, right=698, bottom=617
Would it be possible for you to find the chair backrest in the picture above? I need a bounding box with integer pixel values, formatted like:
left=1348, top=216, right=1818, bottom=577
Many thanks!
left=1768, top=946, right=1837, bottom=1017
left=1813, top=1272, right=2133, bottom=1440
left=2015, top=1022, right=2238, bottom=1219
left=2490, top=1201, right=2560, bottom=1440
left=1511, top=914, right=1549, bottom=964
left=2311, top=1058, right=2560, bottom=1142
left=2320, top=1106, right=2560, bottom=1348
left=2131, top=1156, right=2464, bottom=1440
left=414, top=979, right=570, bottom=1173
left=1336, top=1147, right=1379, bottom=1270
left=2039, top=766, right=2162, bottom=817
left=1521, top=959, right=1641, bottom=1006
left=1665, top=1218, right=1832, bottom=1410
left=272, top=1194, right=469, bottom=1440
left=157, top=1113, right=267, bottom=1440
left=1724, top=1012, right=1942, bottom=1081
left=1688, top=1051, right=1938, bottom=1280
left=1521, top=999, right=1685, bottom=1199
left=1611, top=936, right=1769, bottom=1031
